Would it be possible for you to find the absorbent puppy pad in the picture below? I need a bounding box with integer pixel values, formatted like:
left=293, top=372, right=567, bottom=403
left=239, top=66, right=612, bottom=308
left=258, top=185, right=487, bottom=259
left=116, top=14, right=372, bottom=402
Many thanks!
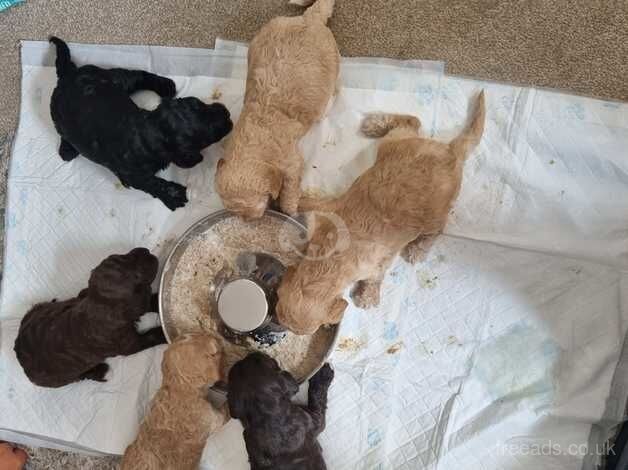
left=1, top=39, right=627, bottom=470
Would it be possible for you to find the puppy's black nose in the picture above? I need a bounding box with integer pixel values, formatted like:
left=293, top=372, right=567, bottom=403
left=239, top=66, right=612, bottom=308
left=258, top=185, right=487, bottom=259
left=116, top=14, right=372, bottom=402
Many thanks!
left=208, top=102, right=230, bottom=117
left=128, top=247, right=151, bottom=258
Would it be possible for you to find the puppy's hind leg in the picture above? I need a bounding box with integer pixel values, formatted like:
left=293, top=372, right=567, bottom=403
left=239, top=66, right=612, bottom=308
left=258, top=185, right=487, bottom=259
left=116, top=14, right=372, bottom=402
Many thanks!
left=150, top=292, right=159, bottom=312
left=80, top=363, right=109, bottom=382
left=361, top=113, right=421, bottom=138
left=109, top=69, right=176, bottom=98
left=59, top=139, right=79, bottom=161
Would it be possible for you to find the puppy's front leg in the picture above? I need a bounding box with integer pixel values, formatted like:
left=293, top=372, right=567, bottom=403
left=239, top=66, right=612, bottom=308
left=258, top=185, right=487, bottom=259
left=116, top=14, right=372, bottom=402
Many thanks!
left=307, top=364, right=334, bottom=435
left=122, top=174, right=188, bottom=211
left=279, top=159, right=303, bottom=216
left=351, top=253, right=395, bottom=309
left=122, top=327, right=167, bottom=355
left=79, top=363, right=109, bottom=382
left=172, top=153, right=203, bottom=169
left=351, top=278, right=383, bottom=309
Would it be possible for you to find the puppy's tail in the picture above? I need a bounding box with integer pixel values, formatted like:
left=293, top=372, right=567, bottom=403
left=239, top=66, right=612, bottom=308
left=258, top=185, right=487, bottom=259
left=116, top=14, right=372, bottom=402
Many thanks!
left=449, top=90, right=486, bottom=161
left=291, top=0, right=335, bottom=25
left=49, top=36, right=76, bottom=78
left=360, top=113, right=421, bottom=138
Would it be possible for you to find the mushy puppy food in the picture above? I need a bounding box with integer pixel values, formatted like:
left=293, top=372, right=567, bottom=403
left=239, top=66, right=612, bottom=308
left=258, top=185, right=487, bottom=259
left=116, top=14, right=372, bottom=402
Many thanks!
left=163, top=214, right=336, bottom=381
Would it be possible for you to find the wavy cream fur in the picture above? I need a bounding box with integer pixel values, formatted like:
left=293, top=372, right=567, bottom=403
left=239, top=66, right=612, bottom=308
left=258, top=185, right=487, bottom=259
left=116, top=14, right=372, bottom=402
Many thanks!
left=121, top=334, right=228, bottom=470
left=277, top=92, right=486, bottom=334
left=215, top=0, right=339, bottom=219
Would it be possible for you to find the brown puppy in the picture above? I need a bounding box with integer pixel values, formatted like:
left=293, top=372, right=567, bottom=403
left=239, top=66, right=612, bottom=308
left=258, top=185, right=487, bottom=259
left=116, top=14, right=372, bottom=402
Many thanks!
left=14, top=248, right=165, bottom=387
left=215, top=0, right=339, bottom=219
left=121, top=334, right=229, bottom=470
left=276, top=92, right=486, bottom=334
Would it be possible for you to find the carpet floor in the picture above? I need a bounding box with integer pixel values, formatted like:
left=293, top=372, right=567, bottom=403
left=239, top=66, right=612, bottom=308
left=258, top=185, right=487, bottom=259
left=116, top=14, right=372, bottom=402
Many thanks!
left=1, top=0, right=627, bottom=468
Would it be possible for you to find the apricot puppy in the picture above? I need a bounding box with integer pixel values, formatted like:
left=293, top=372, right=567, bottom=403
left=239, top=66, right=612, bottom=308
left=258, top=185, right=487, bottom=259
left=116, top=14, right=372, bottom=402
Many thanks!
left=121, top=334, right=228, bottom=470
left=276, top=92, right=486, bottom=334
left=215, top=0, right=339, bottom=219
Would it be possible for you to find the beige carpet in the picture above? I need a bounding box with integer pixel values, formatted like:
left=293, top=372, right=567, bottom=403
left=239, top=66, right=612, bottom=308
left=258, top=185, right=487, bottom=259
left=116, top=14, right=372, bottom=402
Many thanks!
left=1, top=0, right=628, bottom=135
left=1, top=0, right=627, bottom=468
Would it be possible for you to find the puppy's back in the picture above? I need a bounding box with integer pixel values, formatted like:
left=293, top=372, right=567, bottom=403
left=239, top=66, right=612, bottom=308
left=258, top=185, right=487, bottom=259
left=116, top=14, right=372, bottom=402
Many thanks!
left=245, top=3, right=339, bottom=126
left=121, top=387, right=227, bottom=470
left=14, top=298, right=87, bottom=387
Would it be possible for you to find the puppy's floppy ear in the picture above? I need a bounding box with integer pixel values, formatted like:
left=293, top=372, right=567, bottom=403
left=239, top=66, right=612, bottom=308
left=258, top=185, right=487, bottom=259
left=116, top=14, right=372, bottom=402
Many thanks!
left=88, top=257, right=135, bottom=300
left=329, top=298, right=348, bottom=323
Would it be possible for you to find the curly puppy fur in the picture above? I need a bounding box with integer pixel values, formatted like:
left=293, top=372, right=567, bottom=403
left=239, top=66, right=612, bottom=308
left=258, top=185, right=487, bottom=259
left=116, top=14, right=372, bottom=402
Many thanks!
left=276, top=92, right=486, bottom=334
left=121, top=334, right=229, bottom=470
left=215, top=0, right=339, bottom=219
left=14, top=248, right=166, bottom=388
left=49, top=37, right=233, bottom=211
left=228, top=353, right=334, bottom=470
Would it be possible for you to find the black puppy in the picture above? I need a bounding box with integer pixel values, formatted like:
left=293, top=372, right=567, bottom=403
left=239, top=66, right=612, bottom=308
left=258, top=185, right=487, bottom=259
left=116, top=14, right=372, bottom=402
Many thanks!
left=49, top=37, right=233, bottom=210
left=228, top=353, right=334, bottom=470
left=14, top=248, right=166, bottom=388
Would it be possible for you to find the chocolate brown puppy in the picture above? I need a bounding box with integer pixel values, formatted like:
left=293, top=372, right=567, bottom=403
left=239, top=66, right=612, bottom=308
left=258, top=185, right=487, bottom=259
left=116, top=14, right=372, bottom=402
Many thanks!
left=14, top=248, right=166, bottom=388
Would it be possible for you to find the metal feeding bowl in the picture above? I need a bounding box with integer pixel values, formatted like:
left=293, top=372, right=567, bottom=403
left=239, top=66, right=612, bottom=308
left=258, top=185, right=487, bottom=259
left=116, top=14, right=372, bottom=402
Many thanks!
left=213, top=251, right=288, bottom=345
left=158, top=210, right=340, bottom=394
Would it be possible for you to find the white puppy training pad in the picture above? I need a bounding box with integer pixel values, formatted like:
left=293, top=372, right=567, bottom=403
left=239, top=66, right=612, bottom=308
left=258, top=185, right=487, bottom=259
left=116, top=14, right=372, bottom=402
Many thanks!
left=0, top=39, right=627, bottom=470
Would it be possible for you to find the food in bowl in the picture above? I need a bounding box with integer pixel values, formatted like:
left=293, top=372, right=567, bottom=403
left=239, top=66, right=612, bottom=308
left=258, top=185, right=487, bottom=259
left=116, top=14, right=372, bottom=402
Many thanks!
left=161, top=212, right=337, bottom=382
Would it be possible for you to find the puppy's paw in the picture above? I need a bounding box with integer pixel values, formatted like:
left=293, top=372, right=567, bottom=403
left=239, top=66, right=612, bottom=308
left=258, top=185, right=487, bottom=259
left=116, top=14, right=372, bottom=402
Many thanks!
left=80, top=363, right=110, bottom=382
left=350, top=280, right=381, bottom=309
left=155, top=77, right=177, bottom=98
left=140, top=327, right=167, bottom=347
left=59, top=139, right=79, bottom=161
left=280, top=198, right=299, bottom=217
left=360, top=113, right=421, bottom=137
left=401, top=244, right=428, bottom=265
left=160, top=183, right=188, bottom=211
left=360, top=114, right=391, bottom=138
left=310, top=363, right=334, bottom=388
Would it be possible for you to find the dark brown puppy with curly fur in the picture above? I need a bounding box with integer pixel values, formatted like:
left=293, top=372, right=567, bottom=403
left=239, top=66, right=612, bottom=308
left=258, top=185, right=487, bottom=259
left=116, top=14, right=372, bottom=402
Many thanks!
left=14, top=248, right=166, bottom=388
left=49, top=37, right=233, bottom=210
left=228, top=353, right=334, bottom=470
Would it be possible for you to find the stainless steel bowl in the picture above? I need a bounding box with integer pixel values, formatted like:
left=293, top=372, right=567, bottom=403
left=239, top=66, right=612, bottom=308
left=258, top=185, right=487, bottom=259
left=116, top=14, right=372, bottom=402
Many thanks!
left=158, top=209, right=340, bottom=392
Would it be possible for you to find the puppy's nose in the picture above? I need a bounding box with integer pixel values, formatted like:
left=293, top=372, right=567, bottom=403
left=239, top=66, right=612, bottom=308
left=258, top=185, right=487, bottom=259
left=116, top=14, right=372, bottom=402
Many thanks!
left=209, top=102, right=230, bottom=116
left=128, top=247, right=151, bottom=258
